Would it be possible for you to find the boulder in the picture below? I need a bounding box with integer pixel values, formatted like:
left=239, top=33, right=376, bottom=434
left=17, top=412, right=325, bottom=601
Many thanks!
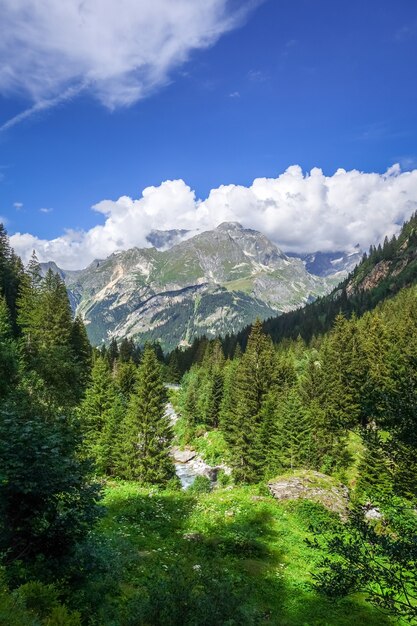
left=268, top=470, right=349, bottom=519
left=170, top=447, right=196, bottom=463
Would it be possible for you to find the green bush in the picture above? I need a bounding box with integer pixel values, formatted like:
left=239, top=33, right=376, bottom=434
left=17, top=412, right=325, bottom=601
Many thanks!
left=0, top=578, right=81, bottom=626
left=189, top=475, right=212, bottom=494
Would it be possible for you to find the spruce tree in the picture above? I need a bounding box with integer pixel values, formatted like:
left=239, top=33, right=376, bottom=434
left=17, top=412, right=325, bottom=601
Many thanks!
left=80, top=357, right=117, bottom=472
left=355, top=428, right=392, bottom=501
left=107, top=338, right=119, bottom=367
left=319, top=314, right=364, bottom=431
left=70, top=314, right=92, bottom=394
left=0, top=224, right=23, bottom=331
left=0, top=297, right=18, bottom=401
left=17, top=265, right=83, bottom=409
left=180, top=366, right=200, bottom=430
left=268, top=387, right=314, bottom=472
left=166, top=350, right=181, bottom=384
left=114, top=359, right=137, bottom=400
left=119, top=337, right=135, bottom=362
left=117, top=345, right=174, bottom=485
left=225, top=320, right=277, bottom=483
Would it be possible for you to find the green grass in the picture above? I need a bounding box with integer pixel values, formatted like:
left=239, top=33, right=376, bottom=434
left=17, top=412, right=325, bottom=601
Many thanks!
left=223, top=277, right=255, bottom=294
left=191, top=429, right=230, bottom=465
left=91, top=481, right=395, bottom=625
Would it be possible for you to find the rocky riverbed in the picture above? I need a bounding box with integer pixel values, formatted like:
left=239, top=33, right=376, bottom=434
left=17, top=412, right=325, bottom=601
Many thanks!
left=166, top=397, right=232, bottom=489
left=170, top=446, right=231, bottom=489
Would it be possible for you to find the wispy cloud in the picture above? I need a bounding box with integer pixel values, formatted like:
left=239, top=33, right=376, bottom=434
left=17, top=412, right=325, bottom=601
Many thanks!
left=1, top=84, right=85, bottom=132
left=229, top=91, right=241, bottom=98
left=13, top=202, right=23, bottom=210
left=247, top=69, right=268, bottom=83
left=40, top=207, right=53, bottom=214
left=0, top=0, right=261, bottom=130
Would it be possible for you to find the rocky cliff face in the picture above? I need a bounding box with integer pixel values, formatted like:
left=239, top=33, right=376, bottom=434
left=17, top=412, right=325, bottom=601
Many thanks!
left=44, top=222, right=333, bottom=351
left=344, top=218, right=417, bottom=299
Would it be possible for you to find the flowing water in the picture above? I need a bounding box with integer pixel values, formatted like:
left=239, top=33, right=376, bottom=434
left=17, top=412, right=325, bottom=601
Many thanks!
left=175, top=462, right=199, bottom=489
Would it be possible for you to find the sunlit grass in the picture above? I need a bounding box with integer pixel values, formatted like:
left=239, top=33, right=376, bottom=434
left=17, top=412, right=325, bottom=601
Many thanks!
left=95, top=481, right=396, bottom=625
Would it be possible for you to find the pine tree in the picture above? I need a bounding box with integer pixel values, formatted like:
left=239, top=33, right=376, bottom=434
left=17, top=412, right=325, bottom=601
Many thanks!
left=268, top=387, right=314, bottom=472
left=0, top=297, right=18, bottom=401
left=180, top=366, right=200, bottom=430
left=70, top=314, right=92, bottom=394
left=166, top=350, right=181, bottom=383
left=107, top=338, right=119, bottom=367
left=18, top=266, right=79, bottom=409
left=0, top=224, right=23, bottom=332
left=219, top=358, right=240, bottom=432
left=117, top=345, right=174, bottom=485
left=225, top=320, right=277, bottom=483
left=356, top=428, right=392, bottom=501
left=207, top=370, right=224, bottom=428
left=80, top=356, right=117, bottom=472
left=98, top=394, right=125, bottom=476
left=319, top=314, right=364, bottom=431
left=119, top=337, right=135, bottom=363
left=114, top=359, right=137, bottom=399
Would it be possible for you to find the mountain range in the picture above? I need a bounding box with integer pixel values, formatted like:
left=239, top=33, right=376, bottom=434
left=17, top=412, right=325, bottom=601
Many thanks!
left=41, top=222, right=360, bottom=352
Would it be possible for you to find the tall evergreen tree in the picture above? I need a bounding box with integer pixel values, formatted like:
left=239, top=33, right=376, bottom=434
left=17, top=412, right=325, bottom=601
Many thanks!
left=119, top=337, right=135, bottom=363
left=17, top=266, right=82, bottom=409
left=225, top=320, right=277, bottom=483
left=117, top=345, right=174, bottom=485
left=114, top=359, right=137, bottom=400
left=355, top=428, right=392, bottom=500
left=166, top=350, right=181, bottom=384
left=319, top=314, right=364, bottom=431
left=0, top=224, right=23, bottom=332
left=107, top=338, right=119, bottom=367
left=70, top=314, right=92, bottom=394
left=80, top=357, right=118, bottom=472
left=0, top=297, right=18, bottom=401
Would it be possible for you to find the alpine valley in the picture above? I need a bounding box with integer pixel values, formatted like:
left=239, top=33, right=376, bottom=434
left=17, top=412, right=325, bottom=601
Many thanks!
left=41, top=222, right=357, bottom=352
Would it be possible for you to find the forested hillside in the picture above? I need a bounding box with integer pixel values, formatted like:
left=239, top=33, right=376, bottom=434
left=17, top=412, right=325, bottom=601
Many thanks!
left=173, top=211, right=417, bottom=371
left=0, top=221, right=417, bottom=625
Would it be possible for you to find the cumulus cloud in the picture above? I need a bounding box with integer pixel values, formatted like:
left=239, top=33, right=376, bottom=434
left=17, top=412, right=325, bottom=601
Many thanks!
left=9, top=164, right=417, bottom=270
left=0, top=0, right=258, bottom=129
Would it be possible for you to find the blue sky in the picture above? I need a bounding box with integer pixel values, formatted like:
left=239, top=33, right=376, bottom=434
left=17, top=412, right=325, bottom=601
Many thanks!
left=1, top=0, right=417, bottom=268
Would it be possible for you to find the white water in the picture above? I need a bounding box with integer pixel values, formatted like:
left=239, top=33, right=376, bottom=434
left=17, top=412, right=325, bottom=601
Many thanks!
left=166, top=395, right=231, bottom=489
left=175, top=462, right=199, bottom=489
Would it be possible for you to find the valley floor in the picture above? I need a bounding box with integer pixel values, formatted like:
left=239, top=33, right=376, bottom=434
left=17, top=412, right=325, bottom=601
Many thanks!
left=92, top=482, right=398, bottom=625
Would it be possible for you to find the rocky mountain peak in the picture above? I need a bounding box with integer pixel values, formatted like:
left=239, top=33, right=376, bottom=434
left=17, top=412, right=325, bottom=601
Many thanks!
left=216, top=221, right=244, bottom=232
left=41, top=222, right=334, bottom=351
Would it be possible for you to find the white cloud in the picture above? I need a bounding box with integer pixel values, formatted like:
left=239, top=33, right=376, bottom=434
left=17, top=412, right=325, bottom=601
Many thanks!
left=0, top=0, right=258, bottom=129
left=40, top=207, right=53, bottom=214
left=13, top=202, right=23, bottom=210
left=9, top=165, right=417, bottom=270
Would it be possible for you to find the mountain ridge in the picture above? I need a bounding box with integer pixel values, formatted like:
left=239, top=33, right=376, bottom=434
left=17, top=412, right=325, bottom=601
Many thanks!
left=41, top=222, right=337, bottom=351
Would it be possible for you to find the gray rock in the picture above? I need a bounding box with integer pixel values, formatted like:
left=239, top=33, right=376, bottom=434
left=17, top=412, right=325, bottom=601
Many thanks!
left=170, top=447, right=196, bottom=463
left=364, top=506, right=382, bottom=521
left=268, top=470, right=349, bottom=519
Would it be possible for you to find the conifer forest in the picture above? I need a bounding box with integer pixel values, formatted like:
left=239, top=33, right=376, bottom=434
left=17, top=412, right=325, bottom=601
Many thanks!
left=1, top=217, right=417, bottom=626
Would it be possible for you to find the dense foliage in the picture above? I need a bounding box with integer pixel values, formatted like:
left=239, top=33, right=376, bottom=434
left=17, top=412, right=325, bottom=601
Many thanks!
left=1, top=219, right=417, bottom=624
